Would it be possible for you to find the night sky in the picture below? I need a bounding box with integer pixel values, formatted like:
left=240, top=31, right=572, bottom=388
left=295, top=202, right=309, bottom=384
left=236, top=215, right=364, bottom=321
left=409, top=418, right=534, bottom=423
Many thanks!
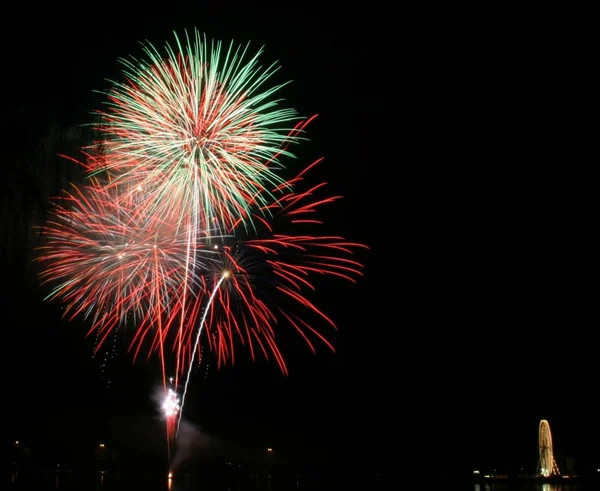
left=2, top=5, right=596, bottom=478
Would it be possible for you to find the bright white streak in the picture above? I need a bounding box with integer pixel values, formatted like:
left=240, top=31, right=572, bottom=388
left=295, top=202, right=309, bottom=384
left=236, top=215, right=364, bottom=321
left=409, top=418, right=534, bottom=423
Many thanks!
left=176, top=272, right=228, bottom=435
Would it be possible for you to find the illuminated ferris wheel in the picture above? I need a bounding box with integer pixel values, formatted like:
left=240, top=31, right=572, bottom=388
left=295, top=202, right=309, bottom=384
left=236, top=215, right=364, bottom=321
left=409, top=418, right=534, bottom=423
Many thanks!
left=537, top=419, right=560, bottom=477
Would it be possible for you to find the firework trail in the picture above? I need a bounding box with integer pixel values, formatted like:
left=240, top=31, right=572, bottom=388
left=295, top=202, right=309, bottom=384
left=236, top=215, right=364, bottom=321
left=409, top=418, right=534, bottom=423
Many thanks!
left=176, top=271, right=229, bottom=435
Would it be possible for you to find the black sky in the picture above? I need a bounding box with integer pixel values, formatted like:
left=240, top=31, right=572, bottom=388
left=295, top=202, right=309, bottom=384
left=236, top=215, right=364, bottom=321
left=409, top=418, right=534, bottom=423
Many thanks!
left=2, top=5, right=596, bottom=477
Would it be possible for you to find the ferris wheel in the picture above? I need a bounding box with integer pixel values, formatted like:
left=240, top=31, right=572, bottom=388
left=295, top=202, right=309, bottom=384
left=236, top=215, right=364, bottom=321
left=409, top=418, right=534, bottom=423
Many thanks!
left=537, top=419, right=560, bottom=477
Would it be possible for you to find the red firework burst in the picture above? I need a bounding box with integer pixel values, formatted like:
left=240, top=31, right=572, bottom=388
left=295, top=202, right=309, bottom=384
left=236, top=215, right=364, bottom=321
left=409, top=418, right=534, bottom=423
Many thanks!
left=184, top=158, right=368, bottom=375
left=35, top=176, right=220, bottom=388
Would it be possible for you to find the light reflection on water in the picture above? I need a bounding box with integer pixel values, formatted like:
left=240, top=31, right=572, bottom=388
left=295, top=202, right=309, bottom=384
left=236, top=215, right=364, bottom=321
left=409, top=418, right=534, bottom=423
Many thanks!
left=9, top=471, right=375, bottom=490
left=10, top=472, right=189, bottom=490
left=474, top=483, right=581, bottom=491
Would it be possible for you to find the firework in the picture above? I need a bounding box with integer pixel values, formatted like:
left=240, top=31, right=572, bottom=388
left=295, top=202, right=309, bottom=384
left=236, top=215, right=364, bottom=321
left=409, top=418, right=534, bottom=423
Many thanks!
left=173, top=159, right=366, bottom=433
left=91, top=28, right=304, bottom=232
left=178, top=158, right=367, bottom=390
left=36, top=177, right=221, bottom=387
left=38, top=29, right=367, bottom=454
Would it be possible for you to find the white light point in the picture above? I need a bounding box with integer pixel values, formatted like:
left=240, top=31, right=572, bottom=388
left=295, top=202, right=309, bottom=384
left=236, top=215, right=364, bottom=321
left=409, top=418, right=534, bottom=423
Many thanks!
left=162, top=388, right=180, bottom=418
